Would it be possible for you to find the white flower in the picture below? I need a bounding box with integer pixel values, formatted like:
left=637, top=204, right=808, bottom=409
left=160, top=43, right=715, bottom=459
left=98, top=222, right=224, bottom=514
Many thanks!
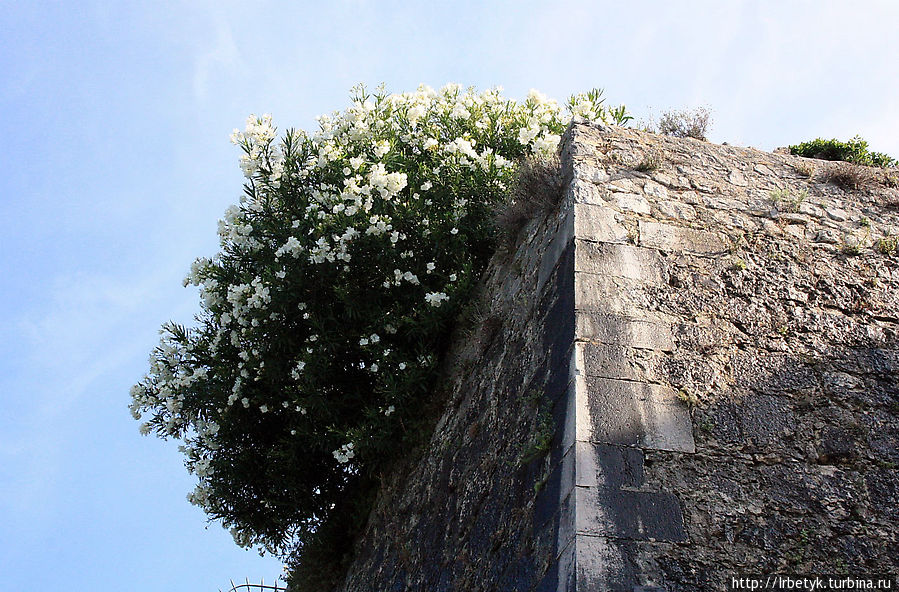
left=424, top=292, right=449, bottom=307
left=399, top=362, right=406, bottom=370
left=407, top=104, right=426, bottom=123
left=385, top=405, right=395, bottom=416
left=333, top=442, right=356, bottom=464
left=518, top=125, right=539, bottom=145
left=451, top=103, right=470, bottom=119
left=291, top=361, right=306, bottom=380
left=260, top=405, right=268, bottom=413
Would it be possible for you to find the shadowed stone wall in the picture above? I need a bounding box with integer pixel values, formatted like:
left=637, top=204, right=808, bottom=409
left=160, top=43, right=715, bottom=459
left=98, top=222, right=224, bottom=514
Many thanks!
left=334, top=121, right=899, bottom=591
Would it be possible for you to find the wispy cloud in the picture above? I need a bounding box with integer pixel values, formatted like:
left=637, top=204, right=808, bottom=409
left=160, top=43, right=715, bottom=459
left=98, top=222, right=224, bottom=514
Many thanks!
left=192, top=9, right=243, bottom=103
left=0, top=261, right=198, bottom=536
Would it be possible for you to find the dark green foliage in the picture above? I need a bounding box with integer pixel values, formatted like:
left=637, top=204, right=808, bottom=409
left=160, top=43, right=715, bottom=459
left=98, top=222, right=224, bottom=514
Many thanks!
left=789, top=136, right=897, bottom=168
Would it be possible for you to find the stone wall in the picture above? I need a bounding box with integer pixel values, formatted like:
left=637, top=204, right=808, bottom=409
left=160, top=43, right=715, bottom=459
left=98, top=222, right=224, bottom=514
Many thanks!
left=334, top=121, right=899, bottom=591
left=333, top=166, right=576, bottom=591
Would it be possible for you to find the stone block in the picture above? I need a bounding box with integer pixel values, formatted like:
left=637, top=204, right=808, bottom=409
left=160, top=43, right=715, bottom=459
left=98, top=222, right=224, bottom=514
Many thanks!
left=535, top=484, right=577, bottom=566
left=574, top=241, right=666, bottom=284
left=654, top=199, right=696, bottom=221
left=573, top=202, right=630, bottom=244
left=568, top=180, right=607, bottom=205
left=816, top=426, right=858, bottom=465
left=535, top=446, right=576, bottom=527
left=575, top=487, right=688, bottom=542
left=535, top=537, right=576, bottom=592
left=578, top=342, right=660, bottom=383
left=544, top=356, right=573, bottom=406
left=615, top=193, right=652, bottom=215
left=575, top=536, right=638, bottom=591
left=580, top=377, right=695, bottom=453
left=642, top=180, right=668, bottom=200
left=638, top=220, right=728, bottom=254
left=754, top=163, right=775, bottom=176
left=552, top=382, right=578, bottom=460
left=543, top=291, right=574, bottom=374
left=728, top=169, right=749, bottom=186
left=827, top=207, right=849, bottom=222
left=741, top=393, right=796, bottom=447
left=607, top=178, right=642, bottom=193
left=574, top=162, right=611, bottom=185
left=575, top=441, right=645, bottom=489
left=576, top=312, right=674, bottom=352
left=574, top=273, right=654, bottom=314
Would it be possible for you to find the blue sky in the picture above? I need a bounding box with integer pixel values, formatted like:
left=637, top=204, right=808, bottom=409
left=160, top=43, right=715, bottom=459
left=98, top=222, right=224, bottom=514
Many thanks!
left=1, top=1, right=897, bottom=590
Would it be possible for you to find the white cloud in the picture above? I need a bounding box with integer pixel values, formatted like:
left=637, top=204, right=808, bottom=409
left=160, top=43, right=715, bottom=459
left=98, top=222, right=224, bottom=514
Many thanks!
left=192, top=9, right=244, bottom=103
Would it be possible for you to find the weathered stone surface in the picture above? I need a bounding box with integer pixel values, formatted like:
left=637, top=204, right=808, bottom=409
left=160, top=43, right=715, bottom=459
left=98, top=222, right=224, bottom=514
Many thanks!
left=579, top=377, right=695, bottom=452
left=578, top=342, right=661, bottom=383
left=537, top=211, right=573, bottom=294
left=654, top=199, right=696, bottom=221
left=574, top=273, right=655, bottom=313
left=574, top=241, right=666, bottom=283
left=567, top=178, right=606, bottom=205
left=728, top=169, right=749, bottom=186
left=638, top=220, right=728, bottom=254
left=576, top=312, right=675, bottom=351
left=575, top=487, right=687, bottom=542
left=643, top=180, right=669, bottom=200
left=614, top=192, right=652, bottom=214
left=575, top=442, right=645, bottom=489
left=572, top=202, right=629, bottom=244
left=607, top=177, right=641, bottom=193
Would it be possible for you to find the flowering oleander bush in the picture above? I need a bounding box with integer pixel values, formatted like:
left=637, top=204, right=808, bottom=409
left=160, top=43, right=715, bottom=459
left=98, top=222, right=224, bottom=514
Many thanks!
left=130, top=84, right=629, bottom=556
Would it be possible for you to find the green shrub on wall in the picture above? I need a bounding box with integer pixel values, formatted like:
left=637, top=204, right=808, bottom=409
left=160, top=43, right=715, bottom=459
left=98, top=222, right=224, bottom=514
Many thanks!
left=789, top=136, right=897, bottom=168
left=129, top=84, right=629, bottom=557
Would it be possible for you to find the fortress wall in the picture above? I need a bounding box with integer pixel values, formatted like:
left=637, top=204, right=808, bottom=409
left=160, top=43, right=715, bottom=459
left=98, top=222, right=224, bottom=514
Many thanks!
left=336, top=163, right=576, bottom=592
left=336, top=121, right=899, bottom=591
left=557, top=121, right=899, bottom=590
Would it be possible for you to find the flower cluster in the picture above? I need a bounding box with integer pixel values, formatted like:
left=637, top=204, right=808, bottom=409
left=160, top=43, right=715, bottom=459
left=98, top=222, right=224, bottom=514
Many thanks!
left=130, top=84, right=628, bottom=555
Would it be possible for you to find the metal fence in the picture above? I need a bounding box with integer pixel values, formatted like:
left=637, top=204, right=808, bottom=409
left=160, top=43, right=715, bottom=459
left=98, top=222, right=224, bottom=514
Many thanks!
left=221, top=578, right=286, bottom=592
